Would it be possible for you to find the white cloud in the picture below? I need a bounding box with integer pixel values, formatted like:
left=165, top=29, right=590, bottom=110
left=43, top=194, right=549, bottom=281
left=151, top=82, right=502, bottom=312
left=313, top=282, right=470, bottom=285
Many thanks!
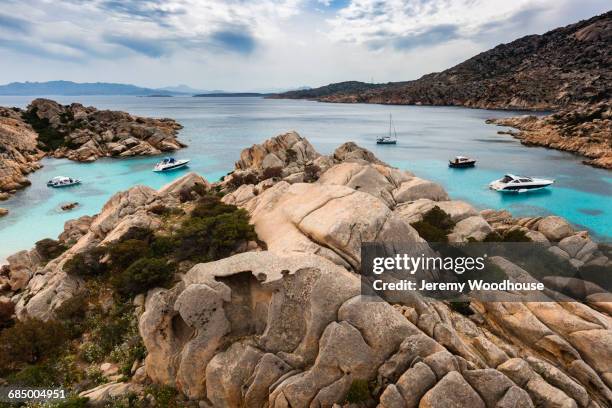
left=0, top=0, right=609, bottom=89
left=326, top=0, right=549, bottom=49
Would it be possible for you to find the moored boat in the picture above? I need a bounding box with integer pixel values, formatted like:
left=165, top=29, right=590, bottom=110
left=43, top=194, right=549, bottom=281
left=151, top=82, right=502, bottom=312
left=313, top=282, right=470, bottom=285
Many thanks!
left=489, top=174, right=554, bottom=193
left=376, top=114, right=398, bottom=145
left=449, top=156, right=476, bottom=168
left=47, top=176, right=81, bottom=188
left=153, top=157, right=190, bottom=172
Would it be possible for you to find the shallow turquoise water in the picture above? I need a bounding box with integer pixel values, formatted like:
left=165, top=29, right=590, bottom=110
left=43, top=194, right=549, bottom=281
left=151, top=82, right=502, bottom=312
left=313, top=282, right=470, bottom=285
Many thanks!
left=0, top=96, right=610, bottom=261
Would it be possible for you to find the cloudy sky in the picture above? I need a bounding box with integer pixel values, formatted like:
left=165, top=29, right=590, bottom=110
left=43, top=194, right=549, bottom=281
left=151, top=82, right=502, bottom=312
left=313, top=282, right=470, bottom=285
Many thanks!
left=0, top=0, right=609, bottom=91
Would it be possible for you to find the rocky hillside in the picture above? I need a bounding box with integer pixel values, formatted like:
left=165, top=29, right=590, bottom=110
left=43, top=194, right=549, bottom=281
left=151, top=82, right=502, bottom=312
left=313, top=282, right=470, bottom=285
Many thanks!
left=1, top=132, right=610, bottom=407
left=489, top=102, right=612, bottom=169
left=0, top=98, right=185, bottom=200
left=274, top=11, right=611, bottom=110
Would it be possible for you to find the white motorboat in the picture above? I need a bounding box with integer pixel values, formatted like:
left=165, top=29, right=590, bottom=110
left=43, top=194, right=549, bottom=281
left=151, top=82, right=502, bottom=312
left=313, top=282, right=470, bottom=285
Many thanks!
left=47, top=176, right=81, bottom=188
left=449, top=156, right=476, bottom=168
left=153, top=157, right=190, bottom=172
left=377, top=114, right=398, bottom=145
left=489, top=174, right=554, bottom=193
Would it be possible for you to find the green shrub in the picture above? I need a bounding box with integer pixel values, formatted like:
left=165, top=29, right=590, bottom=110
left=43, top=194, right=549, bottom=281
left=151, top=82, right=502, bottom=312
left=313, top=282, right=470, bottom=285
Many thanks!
left=22, top=107, right=67, bottom=151
left=55, top=294, right=88, bottom=338
left=64, top=247, right=107, bottom=277
left=51, top=396, right=90, bottom=408
left=411, top=206, right=455, bottom=242
left=190, top=195, right=236, bottom=219
left=105, top=239, right=151, bottom=272
left=0, top=300, right=15, bottom=329
left=150, top=235, right=178, bottom=257
left=145, top=385, right=179, bottom=408
left=111, top=258, right=174, bottom=298
left=35, top=238, right=67, bottom=261
left=484, top=229, right=532, bottom=242
left=8, top=363, right=57, bottom=386
left=0, top=319, right=68, bottom=370
left=449, top=300, right=474, bottom=316
left=175, top=209, right=256, bottom=262
left=79, top=342, right=105, bottom=364
left=345, top=379, right=370, bottom=403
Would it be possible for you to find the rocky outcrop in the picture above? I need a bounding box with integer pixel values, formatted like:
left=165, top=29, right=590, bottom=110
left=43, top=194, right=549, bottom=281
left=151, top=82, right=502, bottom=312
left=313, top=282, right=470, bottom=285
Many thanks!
left=24, top=98, right=185, bottom=162
left=0, top=107, right=44, bottom=198
left=489, top=102, right=612, bottom=169
left=0, top=99, right=185, bottom=198
left=2, top=172, right=209, bottom=321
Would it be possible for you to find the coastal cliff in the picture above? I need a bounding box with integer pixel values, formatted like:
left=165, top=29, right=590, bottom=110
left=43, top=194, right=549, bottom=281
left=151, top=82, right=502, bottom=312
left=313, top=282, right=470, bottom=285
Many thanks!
left=0, top=98, right=184, bottom=198
left=272, top=12, right=612, bottom=168
left=1, top=132, right=610, bottom=407
left=273, top=12, right=611, bottom=111
left=489, top=102, right=612, bottom=169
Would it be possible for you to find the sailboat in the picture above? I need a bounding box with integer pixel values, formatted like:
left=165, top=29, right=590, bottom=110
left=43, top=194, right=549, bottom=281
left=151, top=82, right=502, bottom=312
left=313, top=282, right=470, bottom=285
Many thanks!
left=377, top=114, right=398, bottom=144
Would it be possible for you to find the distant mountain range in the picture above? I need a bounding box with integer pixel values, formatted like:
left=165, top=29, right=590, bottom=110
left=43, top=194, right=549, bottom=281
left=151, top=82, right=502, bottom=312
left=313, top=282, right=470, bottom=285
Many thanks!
left=0, top=81, right=183, bottom=96
left=0, top=81, right=310, bottom=97
left=272, top=11, right=611, bottom=111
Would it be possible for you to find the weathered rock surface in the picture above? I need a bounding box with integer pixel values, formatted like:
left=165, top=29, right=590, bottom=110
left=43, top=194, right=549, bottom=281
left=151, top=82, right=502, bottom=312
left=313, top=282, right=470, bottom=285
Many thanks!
left=0, top=107, right=44, bottom=197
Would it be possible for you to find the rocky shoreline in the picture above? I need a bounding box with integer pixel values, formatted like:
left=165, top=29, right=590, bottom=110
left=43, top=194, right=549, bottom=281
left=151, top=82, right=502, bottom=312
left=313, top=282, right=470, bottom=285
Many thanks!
left=1, top=132, right=610, bottom=407
left=488, top=102, right=612, bottom=169
left=0, top=98, right=185, bottom=199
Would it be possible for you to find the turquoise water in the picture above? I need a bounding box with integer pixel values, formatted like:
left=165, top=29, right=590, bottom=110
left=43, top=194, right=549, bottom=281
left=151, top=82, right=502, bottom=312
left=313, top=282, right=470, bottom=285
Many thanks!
left=0, top=96, right=610, bottom=261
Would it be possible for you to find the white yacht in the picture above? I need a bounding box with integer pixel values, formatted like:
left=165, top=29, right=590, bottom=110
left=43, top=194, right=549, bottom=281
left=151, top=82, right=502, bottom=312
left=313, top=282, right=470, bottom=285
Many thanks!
left=489, top=174, right=554, bottom=193
left=153, top=157, right=190, bottom=172
left=47, top=176, right=81, bottom=188
left=377, top=114, right=398, bottom=145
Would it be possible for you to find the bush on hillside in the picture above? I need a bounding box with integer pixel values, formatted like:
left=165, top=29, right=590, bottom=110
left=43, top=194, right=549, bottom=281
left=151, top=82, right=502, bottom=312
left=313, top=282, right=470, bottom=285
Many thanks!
left=63, top=247, right=107, bottom=277
left=111, top=258, right=175, bottom=298
left=21, top=107, right=67, bottom=151
left=411, top=206, right=455, bottom=242
left=345, top=379, right=370, bottom=403
left=174, top=209, right=256, bottom=262
left=105, top=239, right=151, bottom=272
left=0, top=318, right=68, bottom=371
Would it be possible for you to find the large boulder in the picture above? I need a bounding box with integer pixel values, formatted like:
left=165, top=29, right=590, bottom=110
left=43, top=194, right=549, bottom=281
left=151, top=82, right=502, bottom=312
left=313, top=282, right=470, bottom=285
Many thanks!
left=538, top=216, right=574, bottom=241
left=244, top=182, right=423, bottom=270
left=448, top=216, right=493, bottom=242
left=392, top=177, right=449, bottom=203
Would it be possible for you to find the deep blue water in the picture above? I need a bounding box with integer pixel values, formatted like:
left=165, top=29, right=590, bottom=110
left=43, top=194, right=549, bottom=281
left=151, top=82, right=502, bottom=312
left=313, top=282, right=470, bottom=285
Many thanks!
left=0, top=96, right=610, bottom=261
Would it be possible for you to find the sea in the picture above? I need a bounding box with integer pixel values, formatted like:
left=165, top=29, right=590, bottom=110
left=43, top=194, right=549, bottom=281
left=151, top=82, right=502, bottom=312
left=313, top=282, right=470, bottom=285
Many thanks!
left=0, top=95, right=610, bottom=262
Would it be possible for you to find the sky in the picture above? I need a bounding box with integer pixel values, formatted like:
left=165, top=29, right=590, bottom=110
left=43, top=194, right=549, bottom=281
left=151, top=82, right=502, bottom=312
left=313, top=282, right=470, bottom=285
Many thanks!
left=0, top=0, right=609, bottom=91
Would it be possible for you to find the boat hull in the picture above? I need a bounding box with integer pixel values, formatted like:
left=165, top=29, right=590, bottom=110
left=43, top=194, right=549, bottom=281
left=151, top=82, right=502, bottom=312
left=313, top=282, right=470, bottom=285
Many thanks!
left=47, top=181, right=81, bottom=188
left=376, top=140, right=397, bottom=145
left=449, top=161, right=476, bottom=168
left=490, top=182, right=553, bottom=193
left=153, top=160, right=190, bottom=172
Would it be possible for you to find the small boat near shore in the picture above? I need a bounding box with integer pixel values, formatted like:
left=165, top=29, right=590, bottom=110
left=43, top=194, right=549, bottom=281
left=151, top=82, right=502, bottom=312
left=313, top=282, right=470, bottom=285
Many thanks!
left=449, top=156, right=476, bottom=168
left=153, top=157, right=190, bottom=172
left=377, top=114, right=398, bottom=145
left=489, top=174, right=554, bottom=193
left=47, top=176, right=81, bottom=188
